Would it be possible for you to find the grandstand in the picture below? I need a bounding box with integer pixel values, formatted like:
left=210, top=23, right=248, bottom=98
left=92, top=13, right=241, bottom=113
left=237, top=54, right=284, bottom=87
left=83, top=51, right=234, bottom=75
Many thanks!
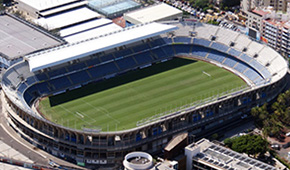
left=1, top=22, right=288, bottom=168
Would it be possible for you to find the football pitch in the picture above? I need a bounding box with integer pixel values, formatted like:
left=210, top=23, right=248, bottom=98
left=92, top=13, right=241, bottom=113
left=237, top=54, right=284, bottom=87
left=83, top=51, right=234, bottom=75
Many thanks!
left=38, top=57, right=246, bottom=131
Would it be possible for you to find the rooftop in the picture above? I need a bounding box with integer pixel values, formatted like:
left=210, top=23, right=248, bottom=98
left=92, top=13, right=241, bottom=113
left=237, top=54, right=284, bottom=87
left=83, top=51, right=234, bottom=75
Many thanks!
left=35, top=7, right=101, bottom=30
left=124, top=3, right=182, bottom=24
left=0, top=13, right=61, bottom=59
left=18, top=0, right=82, bottom=11
left=186, top=138, right=276, bottom=170
left=26, top=22, right=178, bottom=72
left=251, top=9, right=270, bottom=16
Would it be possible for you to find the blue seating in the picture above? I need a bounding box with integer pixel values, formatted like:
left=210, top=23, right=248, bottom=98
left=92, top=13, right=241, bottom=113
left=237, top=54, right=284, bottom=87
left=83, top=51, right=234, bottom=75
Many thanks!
left=260, top=69, right=271, bottom=79
left=162, top=38, right=173, bottom=44
left=114, top=48, right=133, bottom=58
left=193, top=38, right=211, bottom=47
left=35, top=73, right=48, bottom=81
left=191, top=46, right=209, bottom=57
left=244, top=69, right=260, bottom=81
left=18, top=83, right=27, bottom=93
left=134, top=51, right=153, bottom=64
left=254, top=76, right=265, bottom=85
left=206, top=50, right=226, bottom=63
left=151, top=48, right=167, bottom=59
left=116, top=57, right=137, bottom=70
left=49, top=77, right=72, bottom=90
left=149, top=38, right=166, bottom=47
left=174, top=44, right=192, bottom=54
left=24, top=92, right=33, bottom=104
left=48, top=67, right=67, bottom=78
left=173, top=37, right=191, bottom=44
left=26, top=76, right=36, bottom=85
left=100, top=54, right=115, bottom=62
left=223, top=58, right=237, bottom=68
left=228, top=48, right=241, bottom=57
left=234, top=63, right=248, bottom=73
left=249, top=60, right=264, bottom=72
left=89, top=62, right=119, bottom=78
left=69, top=70, right=91, bottom=84
left=210, top=42, right=229, bottom=53
left=36, top=82, right=51, bottom=94
left=239, top=54, right=252, bottom=63
left=161, top=46, right=175, bottom=56
left=86, top=57, right=101, bottom=66
left=132, top=43, right=150, bottom=53
left=67, top=62, right=86, bottom=72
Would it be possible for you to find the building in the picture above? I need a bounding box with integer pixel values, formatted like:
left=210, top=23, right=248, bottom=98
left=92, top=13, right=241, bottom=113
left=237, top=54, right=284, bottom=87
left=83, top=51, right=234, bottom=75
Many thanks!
left=185, top=138, right=276, bottom=170
left=123, top=3, right=182, bottom=24
left=263, top=0, right=288, bottom=13
left=241, top=0, right=288, bottom=14
left=87, top=0, right=141, bottom=18
left=262, top=17, right=290, bottom=57
left=14, top=0, right=88, bottom=19
left=246, top=9, right=270, bottom=32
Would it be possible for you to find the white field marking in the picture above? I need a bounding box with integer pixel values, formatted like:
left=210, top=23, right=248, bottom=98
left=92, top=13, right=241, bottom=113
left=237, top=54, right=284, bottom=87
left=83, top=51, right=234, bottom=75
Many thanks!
left=75, top=111, right=84, bottom=118
left=81, top=99, right=120, bottom=124
left=202, top=71, right=211, bottom=77
left=58, top=105, right=94, bottom=125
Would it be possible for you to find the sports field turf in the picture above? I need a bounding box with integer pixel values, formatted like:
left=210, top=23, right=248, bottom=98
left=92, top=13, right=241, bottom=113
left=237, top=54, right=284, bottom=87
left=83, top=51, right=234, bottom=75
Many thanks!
left=38, top=57, right=246, bottom=131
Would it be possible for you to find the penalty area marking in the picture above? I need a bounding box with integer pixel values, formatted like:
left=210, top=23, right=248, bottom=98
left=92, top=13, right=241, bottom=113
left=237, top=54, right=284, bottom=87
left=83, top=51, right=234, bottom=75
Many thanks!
left=75, top=111, right=84, bottom=118
left=202, top=71, right=211, bottom=77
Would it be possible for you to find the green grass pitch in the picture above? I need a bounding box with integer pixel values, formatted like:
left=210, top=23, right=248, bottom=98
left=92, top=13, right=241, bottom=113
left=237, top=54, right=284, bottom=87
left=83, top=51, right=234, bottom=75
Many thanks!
left=38, top=57, right=246, bottom=131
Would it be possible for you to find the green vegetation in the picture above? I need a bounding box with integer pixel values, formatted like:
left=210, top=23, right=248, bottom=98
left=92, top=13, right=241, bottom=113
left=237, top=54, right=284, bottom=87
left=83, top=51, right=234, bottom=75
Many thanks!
left=207, top=20, right=219, bottom=25
left=224, top=135, right=268, bottom=157
left=0, top=0, right=4, bottom=11
left=39, top=58, right=245, bottom=131
left=251, top=90, right=290, bottom=138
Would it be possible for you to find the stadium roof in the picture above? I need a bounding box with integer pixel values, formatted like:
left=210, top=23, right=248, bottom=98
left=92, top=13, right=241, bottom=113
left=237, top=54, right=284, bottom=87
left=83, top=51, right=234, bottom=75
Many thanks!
left=18, top=0, right=82, bottom=11
left=35, top=7, right=101, bottom=30
left=26, top=22, right=178, bottom=72
left=60, top=18, right=113, bottom=37
left=123, top=3, right=182, bottom=24
left=63, top=23, right=122, bottom=43
left=39, top=1, right=88, bottom=17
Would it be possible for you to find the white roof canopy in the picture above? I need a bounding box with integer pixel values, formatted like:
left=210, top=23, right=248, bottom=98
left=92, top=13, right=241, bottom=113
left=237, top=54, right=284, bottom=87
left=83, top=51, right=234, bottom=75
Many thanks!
left=35, top=7, right=101, bottom=30
left=19, top=0, right=81, bottom=11
left=26, top=22, right=178, bottom=72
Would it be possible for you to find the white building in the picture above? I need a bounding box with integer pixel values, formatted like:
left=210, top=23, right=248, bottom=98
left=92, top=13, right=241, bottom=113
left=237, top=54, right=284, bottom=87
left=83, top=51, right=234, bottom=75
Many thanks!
left=185, top=138, right=276, bottom=170
left=14, top=0, right=88, bottom=19
left=123, top=3, right=182, bottom=24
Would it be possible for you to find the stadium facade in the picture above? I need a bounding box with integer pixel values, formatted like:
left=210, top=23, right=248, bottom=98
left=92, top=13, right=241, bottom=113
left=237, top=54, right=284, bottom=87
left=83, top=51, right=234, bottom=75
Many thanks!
left=1, top=21, right=288, bottom=169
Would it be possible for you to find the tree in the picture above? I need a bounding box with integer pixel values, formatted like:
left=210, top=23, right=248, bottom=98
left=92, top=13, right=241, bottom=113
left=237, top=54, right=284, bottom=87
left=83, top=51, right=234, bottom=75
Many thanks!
left=224, top=135, right=268, bottom=157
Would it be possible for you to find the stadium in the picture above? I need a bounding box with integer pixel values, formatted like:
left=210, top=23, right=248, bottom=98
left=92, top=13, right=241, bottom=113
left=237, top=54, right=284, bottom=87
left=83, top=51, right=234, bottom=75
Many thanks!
left=1, top=21, right=288, bottom=169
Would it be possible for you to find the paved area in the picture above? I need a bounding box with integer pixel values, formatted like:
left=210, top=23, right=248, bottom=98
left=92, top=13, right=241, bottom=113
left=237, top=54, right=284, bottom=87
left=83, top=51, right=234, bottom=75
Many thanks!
left=0, top=140, right=32, bottom=163
left=219, top=119, right=255, bottom=141
left=0, top=162, right=30, bottom=170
